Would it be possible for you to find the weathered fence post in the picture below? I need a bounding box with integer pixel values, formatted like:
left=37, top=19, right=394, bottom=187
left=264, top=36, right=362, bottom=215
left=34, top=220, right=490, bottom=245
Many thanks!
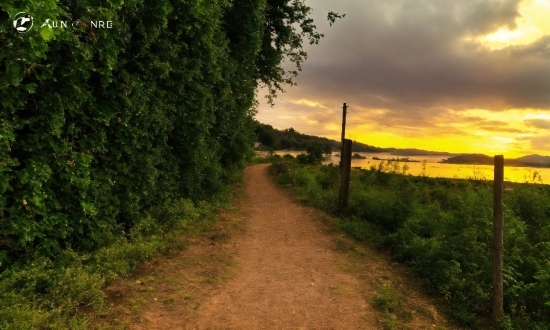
left=340, top=103, right=348, bottom=171
left=493, top=155, right=504, bottom=322
left=338, top=139, right=352, bottom=214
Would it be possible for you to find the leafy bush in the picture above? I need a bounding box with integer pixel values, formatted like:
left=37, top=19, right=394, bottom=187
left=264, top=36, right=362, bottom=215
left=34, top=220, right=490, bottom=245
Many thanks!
left=271, top=162, right=550, bottom=328
left=0, top=195, right=221, bottom=329
left=1, top=0, right=339, bottom=266
left=0, top=0, right=252, bottom=268
left=271, top=161, right=291, bottom=175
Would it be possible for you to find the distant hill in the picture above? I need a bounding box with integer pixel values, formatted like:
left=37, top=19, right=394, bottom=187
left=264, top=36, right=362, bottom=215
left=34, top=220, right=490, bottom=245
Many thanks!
left=254, top=122, right=385, bottom=152
left=440, top=154, right=493, bottom=165
left=516, top=154, right=550, bottom=165
left=441, top=154, right=550, bottom=168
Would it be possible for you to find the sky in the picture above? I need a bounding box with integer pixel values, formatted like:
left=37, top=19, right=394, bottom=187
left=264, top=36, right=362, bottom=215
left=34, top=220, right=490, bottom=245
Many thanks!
left=255, top=0, right=550, bottom=158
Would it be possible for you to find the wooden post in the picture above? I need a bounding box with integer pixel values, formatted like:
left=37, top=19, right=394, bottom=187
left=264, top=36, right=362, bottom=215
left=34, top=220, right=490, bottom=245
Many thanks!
left=339, top=139, right=352, bottom=214
left=493, top=155, right=504, bottom=322
left=340, top=103, right=348, bottom=171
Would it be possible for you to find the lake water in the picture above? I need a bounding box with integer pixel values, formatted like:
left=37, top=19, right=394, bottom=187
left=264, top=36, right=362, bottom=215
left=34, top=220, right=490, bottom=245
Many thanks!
left=258, top=150, right=550, bottom=184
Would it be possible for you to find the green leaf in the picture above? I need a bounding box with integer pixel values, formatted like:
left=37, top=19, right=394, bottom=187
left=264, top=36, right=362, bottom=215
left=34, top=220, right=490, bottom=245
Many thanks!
left=40, top=27, right=55, bottom=41
left=6, top=60, right=22, bottom=86
left=25, top=83, right=37, bottom=93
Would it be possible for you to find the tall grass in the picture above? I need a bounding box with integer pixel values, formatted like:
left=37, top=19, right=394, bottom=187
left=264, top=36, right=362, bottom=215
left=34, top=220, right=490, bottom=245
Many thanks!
left=270, top=158, right=550, bottom=329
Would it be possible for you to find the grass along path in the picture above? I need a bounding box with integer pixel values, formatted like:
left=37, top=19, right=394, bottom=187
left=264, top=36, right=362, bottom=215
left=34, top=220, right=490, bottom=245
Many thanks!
left=92, top=164, right=459, bottom=329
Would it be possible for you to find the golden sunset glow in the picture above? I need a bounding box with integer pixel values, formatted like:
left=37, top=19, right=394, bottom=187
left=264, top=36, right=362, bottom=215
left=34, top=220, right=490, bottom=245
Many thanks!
left=257, top=0, right=550, bottom=159
left=293, top=99, right=322, bottom=107
left=477, top=0, right=550, bottom=49
left=307, top=106, right=550, bottom=159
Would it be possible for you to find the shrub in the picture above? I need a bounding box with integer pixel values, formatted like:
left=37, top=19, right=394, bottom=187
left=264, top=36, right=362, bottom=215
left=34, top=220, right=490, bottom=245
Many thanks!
left=269, top=162, right=550, bottom=328
left=272, top=161, right=291, bottom=175
left=350, top=187, right=411, bottom=233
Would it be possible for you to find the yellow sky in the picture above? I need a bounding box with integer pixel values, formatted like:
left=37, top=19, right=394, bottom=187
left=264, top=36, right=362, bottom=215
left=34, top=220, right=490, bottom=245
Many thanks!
left=257, top=0, right=550, bottom=158
left=370, top=0, right=550, bottom=157
left=347, top=108, right=550, bottom=158
left=345, top=0, right=550, bottom=158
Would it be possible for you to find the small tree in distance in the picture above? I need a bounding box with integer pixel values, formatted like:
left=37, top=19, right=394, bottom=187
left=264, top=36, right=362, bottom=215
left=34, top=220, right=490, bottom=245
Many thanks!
left=297, top=142, right=325, bottom=165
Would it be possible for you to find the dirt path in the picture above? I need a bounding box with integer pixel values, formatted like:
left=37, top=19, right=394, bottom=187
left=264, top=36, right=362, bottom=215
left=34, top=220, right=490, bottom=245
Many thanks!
left=96, top=164, right=456, bottom=329
left=186, top=164, right=378, bottom=329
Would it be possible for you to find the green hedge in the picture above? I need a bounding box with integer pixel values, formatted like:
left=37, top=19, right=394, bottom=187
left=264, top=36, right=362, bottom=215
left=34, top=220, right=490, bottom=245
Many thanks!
left=1, top=0, right=335, bottom=269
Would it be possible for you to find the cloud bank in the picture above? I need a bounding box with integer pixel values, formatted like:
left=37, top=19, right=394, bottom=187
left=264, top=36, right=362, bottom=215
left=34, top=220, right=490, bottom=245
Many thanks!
left=257, top=0, right=550, bottom=156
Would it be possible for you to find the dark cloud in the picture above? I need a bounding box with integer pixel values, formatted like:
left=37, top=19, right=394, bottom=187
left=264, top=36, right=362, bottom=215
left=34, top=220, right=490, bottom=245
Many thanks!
left=257, top=0, right=550, bottom=156
left=479, top=125, right=524, bottom=133
left=524, top=118, right=550, bottom=129
left=482, top=120, right=510, bottom=126
left=459, top=0, right=520, bottom=34
left=456, top=119, right=526, bottom=133
left=276, top=0, right=549, bottom=120
left=530, top=134, right=550, bottom=150
left=461, top=116, right=485, bottom=122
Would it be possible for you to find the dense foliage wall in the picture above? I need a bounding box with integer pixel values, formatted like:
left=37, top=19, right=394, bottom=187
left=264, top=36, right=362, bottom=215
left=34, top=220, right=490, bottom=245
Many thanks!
left=0, top=0, right=330, bottom=269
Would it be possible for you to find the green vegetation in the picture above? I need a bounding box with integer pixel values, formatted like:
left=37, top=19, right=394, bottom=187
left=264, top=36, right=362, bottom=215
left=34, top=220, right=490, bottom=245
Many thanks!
left=1, top=0, right=342, bottom=327
left=373, top=282, right=414, bottom=330
left=442, top=154, right=550, bottom=168
left=269, top=159, right=550, bottom=329
left=1, top=0, right=344, bottom=266
left=254, top=122, right=384, bottom=152
left=0, top=193, right=227, bottom=329
left=296, top=143, right=328, bottom=165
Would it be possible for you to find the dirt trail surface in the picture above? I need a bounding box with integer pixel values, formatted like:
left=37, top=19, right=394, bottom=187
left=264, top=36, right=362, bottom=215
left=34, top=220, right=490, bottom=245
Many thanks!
left=97, top=164, right=456, bottom=329
left=186, top=164, right=377, bottom=329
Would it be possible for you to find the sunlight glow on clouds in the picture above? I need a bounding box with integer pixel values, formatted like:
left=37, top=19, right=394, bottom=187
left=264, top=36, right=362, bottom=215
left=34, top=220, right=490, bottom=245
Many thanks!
left=484, top=28, right=525, bottom=43
left=477, top=0, right=550, bottom=49
left=324, top=123, right=341, bottom=132
left=293, top=99, right=323, bottom=107
left=256, top=0, right=550, bottom=157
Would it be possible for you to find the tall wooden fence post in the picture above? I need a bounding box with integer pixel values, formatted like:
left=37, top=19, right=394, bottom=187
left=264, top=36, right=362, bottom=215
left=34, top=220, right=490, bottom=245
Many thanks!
left=339, top=139, right=352, bottom=214
left=493, top=155, right=504, bottom=322
left=340, top=103, right=348, bottom=171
